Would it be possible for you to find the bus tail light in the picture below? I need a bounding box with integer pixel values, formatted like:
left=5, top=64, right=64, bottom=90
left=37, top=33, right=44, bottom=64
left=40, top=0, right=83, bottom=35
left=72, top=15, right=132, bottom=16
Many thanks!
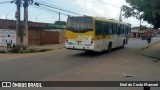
left=91, top=41, right=93, bottom=44
left=91, top=39, right=94, bottom=44
left=66, top=38, right=68, bottom=42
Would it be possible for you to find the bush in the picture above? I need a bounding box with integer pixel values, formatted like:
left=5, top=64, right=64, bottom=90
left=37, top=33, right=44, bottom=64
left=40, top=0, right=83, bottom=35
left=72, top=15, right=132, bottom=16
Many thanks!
left=38, top=49, right=51, bottom=52
left=6, top=46, right=52, bottom=53
left=29, top=49, right=37, bottom=53
left=0, top=50, right=7, bottom=53
left=9, top=46, right=20, bottom=53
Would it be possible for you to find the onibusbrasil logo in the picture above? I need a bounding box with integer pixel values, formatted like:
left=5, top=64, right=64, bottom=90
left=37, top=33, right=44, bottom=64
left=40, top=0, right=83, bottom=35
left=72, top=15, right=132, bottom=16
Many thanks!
left=2, top=82, right=42, bottom=88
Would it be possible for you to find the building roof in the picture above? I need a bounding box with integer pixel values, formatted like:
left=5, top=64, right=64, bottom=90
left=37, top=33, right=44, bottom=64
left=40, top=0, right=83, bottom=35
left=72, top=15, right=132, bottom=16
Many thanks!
left=0, top=19, right=46, bottom=29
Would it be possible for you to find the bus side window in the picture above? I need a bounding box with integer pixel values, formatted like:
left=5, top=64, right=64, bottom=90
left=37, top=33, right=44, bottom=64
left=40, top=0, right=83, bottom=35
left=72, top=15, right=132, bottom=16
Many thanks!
left=123, top=25, right=125, bottom=34
left=124, top=26, right=127, bottom=34
left=117, top=24, right=120, bottom=35
left=112, top=24, right=116, bottom=34
left=126, top=26, right=128, bottom=34
left=96, top=21, right=103, bottom=35
left=122, top=25, right=124, bottom=34
left=120, top=25, right=122, bottom=34
left=120, top=25, right=124, bottom=34
left=124, top=26, right=126, bottom=34
left=103, top=23, right=108, bottom=35
left=108, top=24, right=112, bottom=35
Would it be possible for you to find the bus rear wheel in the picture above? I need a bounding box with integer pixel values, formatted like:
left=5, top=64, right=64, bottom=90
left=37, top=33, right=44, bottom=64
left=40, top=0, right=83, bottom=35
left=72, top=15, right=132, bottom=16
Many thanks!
left=108, top=43, right=112, bottom=53
left=121, top=40, right=125, bottom=48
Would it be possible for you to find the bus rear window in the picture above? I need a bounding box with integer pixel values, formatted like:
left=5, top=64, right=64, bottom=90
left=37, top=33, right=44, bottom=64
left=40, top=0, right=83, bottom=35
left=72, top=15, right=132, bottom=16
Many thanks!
left=67, top=17, right=93, bottom=31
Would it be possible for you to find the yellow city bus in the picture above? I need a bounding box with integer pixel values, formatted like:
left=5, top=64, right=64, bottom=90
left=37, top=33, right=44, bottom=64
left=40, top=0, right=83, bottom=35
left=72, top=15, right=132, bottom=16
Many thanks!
left=65, top=16, right=131, bottom=52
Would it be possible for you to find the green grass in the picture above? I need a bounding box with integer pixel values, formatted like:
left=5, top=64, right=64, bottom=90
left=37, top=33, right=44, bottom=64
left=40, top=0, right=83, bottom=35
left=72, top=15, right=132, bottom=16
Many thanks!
left=2, top=47, right=52, bottom=53
left=37, top=49, right=52, bottom=52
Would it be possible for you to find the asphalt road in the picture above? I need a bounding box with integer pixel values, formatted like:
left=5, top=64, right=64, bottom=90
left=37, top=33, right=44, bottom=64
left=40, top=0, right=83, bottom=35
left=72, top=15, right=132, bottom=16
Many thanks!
left=0, top=37, right=160, bottom=90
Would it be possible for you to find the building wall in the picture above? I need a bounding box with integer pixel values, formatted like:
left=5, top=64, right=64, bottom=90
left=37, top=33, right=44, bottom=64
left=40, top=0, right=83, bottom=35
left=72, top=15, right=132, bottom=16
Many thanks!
left=40, top=31, right=59, bottom=45
left=157, top=30, right=160, bottom=34
left=59, top=30, right=65, bottom=44
left=20, top=29, right=65, bottom=45
left=0, top=19, right=66, bottom=46
left=28, top=30, right=33, bottom=45
left=29, top=30, right=65, bottom=45
left=129, top=32, right=143, bottom=38
left=28, top=29, right=42, bottom=45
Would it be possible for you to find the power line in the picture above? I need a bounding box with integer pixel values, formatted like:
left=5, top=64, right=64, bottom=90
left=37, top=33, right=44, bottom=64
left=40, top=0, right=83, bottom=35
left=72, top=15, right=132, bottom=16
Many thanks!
left=34, top=0, right=63, bottom=9
left=32, top=5, right=70, bottom=16
left=45, top=0, right=85, bottom=13
left=34, top=0, right=85, bottom=16
left=34, top=2, right=82, bottom=15
left=35, top=0, right=87, bottom=15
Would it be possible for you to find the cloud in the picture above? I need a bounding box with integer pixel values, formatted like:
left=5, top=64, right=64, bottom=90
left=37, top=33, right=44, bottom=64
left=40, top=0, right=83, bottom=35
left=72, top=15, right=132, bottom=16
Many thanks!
left=62, top=0, right=150, bottom=27
left=0, top=15, right=11, bottom=19
left=73, top=0, right=124, bottom=19
left=0, top=15, right=6, bottom=19
left=29, top=0, right=151, bottom=27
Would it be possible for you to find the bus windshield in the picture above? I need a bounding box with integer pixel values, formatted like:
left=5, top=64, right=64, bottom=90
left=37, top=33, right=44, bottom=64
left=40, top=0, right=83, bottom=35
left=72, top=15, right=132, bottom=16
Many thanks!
left=67, top=17, right=93, bottom=31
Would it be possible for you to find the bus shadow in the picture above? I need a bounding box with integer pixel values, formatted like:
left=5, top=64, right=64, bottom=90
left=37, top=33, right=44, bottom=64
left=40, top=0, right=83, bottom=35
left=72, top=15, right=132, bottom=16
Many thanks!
left=71, top=47, right=125, bottom=57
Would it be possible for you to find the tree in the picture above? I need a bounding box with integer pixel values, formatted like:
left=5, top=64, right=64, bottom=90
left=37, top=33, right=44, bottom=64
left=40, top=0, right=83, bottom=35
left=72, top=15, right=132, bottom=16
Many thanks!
left=123, top=0, right=160, bottom=29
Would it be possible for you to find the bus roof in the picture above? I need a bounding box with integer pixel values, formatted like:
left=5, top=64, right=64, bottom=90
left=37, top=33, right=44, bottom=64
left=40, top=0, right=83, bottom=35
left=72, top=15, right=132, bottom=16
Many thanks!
left=93, top=16, right=130, bottom=25
left=69, top=16, right=130, bottom=26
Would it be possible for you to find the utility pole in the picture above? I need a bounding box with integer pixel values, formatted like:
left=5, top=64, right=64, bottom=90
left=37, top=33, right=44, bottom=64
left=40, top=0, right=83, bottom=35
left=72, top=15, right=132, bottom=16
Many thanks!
left=140, top=15, right=142, bottom=31
left=23, top=0, right=29, bottom=50
left=15, top=0, right=22, bottom=48
left=5, top=14, right=7, bottom=30
left=119, top=6, right=123, bottom=22
left=36, top=17, right=37, bottom=22
left=59, top=12, right=60, bottom=28
left=6, top=14, right=7, bottom=19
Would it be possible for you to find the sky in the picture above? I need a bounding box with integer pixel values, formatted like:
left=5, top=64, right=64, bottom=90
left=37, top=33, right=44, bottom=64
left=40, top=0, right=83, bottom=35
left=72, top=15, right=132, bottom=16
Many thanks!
left=0, top=0, right=151, bottom=27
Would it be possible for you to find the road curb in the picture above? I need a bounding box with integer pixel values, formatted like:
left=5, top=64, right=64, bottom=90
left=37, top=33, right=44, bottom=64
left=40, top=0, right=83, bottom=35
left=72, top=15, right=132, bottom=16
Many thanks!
left=137, top=41, right=160, bottom=60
